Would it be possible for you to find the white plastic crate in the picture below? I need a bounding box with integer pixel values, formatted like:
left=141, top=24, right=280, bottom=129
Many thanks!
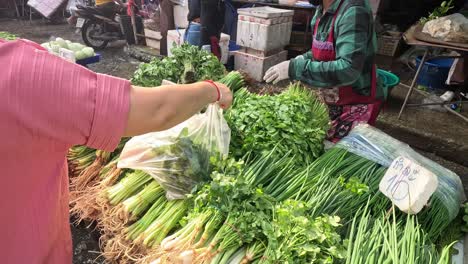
left=144, top=28, right=162, bottom=51
left=234, top=49, right=288, bottom=82
left=236, top=7, right=294, bottom=52
left=167, top=29, right=185, bottom=57
left=167, top=29, right=230, bottom=64
left=28, top=0, right=66, bottom=18
left=174, top=1, right=189, bottom=28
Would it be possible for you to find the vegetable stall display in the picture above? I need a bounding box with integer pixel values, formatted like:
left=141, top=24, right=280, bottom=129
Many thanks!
left=41, top=37, right=96, bottom=60
left=66, top=44, right=465, bottom=264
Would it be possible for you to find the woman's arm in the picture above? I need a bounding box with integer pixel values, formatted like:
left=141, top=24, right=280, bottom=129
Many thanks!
left=124, top=82, right=231, bottom=136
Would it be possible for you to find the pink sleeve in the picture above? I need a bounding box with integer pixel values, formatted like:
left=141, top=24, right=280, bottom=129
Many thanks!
left=0, top=40, right=130, bottom=151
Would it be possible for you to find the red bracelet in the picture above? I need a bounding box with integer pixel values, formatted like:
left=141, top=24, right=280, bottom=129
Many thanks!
left=204, top=80, right=221, bottom=102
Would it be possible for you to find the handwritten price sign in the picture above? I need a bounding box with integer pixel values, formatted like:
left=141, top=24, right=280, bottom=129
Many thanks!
left=379, top=156, right=438, bottom=214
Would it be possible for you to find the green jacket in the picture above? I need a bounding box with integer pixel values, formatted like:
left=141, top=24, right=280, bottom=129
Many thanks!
left=289, top=0, right=385, bottom=100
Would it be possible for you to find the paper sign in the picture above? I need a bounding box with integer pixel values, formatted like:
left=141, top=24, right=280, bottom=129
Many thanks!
left=59, top=48, right=76, bottom=63
left=379, top=156, right=438, bottom=214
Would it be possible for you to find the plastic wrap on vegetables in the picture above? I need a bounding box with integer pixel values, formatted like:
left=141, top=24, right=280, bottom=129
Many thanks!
left=118, top=104, right=230, bottom=199
left=335, top=123, right=465, bottom=238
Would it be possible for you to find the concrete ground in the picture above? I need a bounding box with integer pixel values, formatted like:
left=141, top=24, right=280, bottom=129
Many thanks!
left=1, top=17, right=468, bottom=262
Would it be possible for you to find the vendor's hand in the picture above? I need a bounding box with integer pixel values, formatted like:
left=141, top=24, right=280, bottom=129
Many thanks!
left=263, top=60, right=290, bottom=84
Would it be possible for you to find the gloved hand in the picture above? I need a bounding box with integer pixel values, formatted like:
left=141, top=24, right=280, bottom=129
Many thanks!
left=263, top=60, right=290, bottom=84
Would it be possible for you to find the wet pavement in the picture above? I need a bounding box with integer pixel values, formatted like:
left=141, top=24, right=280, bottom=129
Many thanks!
left=2, top=17, right=468, bottom=263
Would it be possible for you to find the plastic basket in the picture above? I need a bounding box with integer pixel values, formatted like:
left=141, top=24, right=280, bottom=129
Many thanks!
left=377, top=69, right=400, bottom=89
left=415, top=57, right=454, bottom=92
left=377, top=32, right=401, bottom=57
left=76, top=53, right=101, bottom=66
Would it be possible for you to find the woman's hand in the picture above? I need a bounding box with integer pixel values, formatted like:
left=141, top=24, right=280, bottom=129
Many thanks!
left=208, top=82, right=233, bottom=109
left=263, top=60, right=290, bottom=84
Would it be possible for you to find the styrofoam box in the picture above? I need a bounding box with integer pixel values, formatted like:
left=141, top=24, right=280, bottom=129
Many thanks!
left=237, top=20, right=292, bottom=52
left=237, top=6, right=294, bottom=19
left=234, top=50, right=288, bottom=82
left=144, top=28, right=162, bottom=50
left=167, top=29, right=230, bottom=64
left=174, top=0, right=189, bottom=28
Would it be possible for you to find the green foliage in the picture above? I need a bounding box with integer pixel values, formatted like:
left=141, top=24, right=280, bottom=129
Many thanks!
left=225, top=82, right=329, bottom=166
left=420, top=0, right=454, bottom=24
left=0, top=31, right=17, bottom=40
left=261, top=200, right=346, bottom=264
left=131, top=43, right=225, bottom=87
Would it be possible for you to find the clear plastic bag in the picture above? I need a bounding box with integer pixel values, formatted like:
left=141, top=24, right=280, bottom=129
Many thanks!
left=118, top=104, right=230, bottom=200
left=336, top=124, right=465, bottom=222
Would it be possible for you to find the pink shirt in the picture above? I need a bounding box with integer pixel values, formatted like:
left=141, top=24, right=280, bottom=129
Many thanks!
left=0, top=39, right=130, bottom=263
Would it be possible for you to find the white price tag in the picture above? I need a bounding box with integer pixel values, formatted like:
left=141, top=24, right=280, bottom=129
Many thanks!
left=379, top=156, right=438, bottom=214
left=59, top=48, right=76, bottom=63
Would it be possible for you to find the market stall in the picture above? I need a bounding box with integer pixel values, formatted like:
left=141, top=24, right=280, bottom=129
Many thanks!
left=64, top=43, right=467, bottom=264
left=1, top=1, right=468, bottom=262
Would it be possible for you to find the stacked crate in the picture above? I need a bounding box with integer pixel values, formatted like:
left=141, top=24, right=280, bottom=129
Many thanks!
left=234, top=7, right=294, bottom=81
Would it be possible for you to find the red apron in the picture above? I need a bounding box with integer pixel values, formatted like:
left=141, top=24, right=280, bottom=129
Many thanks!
left=312, top=0, right=382, bottom=142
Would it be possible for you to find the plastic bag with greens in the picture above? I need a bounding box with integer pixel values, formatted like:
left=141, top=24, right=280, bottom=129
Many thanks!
left=118, top=104, right=230, bottom=199
left=336, top=124, right=465, bottom=226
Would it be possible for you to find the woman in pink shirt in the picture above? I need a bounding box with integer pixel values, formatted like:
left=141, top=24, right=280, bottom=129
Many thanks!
left=0, top=38, right=232, bottom=264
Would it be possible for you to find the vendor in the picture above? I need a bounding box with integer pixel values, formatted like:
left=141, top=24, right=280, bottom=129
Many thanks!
left=186, top=0, right=225, bottom=59
left=264, top=0, right=385, bottom=142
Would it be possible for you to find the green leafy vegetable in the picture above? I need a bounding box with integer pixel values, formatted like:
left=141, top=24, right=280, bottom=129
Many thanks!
left=420, top=0, right=454, bottom=24
left=131, top=43, right=226, bottom=87
left=260, top=200, right=346, bottom=264
left=0, top=31, right=17, bottom=40
left=225, top=82, right=329, bottom=166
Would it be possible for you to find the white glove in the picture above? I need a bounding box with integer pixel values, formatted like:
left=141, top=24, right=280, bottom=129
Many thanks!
left=263, top=60, right=290, bottom=84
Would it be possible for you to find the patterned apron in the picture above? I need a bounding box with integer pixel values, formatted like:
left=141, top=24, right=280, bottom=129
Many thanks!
left=312, top=0, right=382, bottom=142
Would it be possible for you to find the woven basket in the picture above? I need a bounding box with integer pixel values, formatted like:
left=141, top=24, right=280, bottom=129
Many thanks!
left=377, top=32, right=401, bottom=57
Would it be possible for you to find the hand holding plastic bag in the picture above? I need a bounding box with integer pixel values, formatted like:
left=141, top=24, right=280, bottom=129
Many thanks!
left=118, top=104, right=230, bottom=199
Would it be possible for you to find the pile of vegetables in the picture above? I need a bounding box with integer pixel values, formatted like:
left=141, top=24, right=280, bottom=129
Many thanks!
left=0, top=31, right=17, bottom=40
left=66, top=44, right=465, bottom=264
left=131, top=43, right=225, bottom=87
left=41, top=37, right=95, bottom=60
left=345, top=206, right=454, bottom=264
left=226, top=84, right=329, bottom=165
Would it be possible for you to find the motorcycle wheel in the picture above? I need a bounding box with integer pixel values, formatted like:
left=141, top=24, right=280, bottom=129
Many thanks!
left=81, top=20, right=109, bottom=50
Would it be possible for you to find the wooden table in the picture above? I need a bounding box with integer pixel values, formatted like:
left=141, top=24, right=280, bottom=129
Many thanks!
left=398, top=25, right=468, bottom=123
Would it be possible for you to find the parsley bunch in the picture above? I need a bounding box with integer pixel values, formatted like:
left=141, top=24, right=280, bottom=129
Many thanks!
left=226, top=83, right=329, bottom=167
